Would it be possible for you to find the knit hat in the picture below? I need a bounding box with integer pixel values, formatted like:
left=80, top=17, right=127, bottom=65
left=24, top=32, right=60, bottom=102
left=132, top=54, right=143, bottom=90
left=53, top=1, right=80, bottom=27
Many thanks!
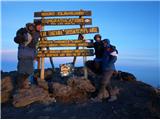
left=26, top=23, right=35, bottom=32
left=103, top=39, right=110, bottom=47
left=94, top=34, right=102, bottom=40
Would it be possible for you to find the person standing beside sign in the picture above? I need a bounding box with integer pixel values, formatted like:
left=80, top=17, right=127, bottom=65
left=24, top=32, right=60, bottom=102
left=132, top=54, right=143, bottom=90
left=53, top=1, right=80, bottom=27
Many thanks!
left=14, top=22, right=41, bottom=88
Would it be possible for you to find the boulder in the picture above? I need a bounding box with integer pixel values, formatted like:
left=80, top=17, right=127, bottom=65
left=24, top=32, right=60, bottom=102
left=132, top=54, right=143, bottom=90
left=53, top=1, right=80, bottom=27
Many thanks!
left=1, top=76, right=13, bottom=92
left=1, top=92, right=11, bottom=103
left=67, top=77, right=96, bottom=92
left=51, top=84, right=88, bottom=103
left=1, top=76, right=13, bottom=103
left=37, top=78, right=49, bottom=90
left=13, top=86, right=55, bottom=108
left=51, top=77, right=96, bottom=103
left=52, top=82, right=72, bottom=97
left=52, top=82, right=73, bottom=103
left=113, top=71, right=136, bottom=81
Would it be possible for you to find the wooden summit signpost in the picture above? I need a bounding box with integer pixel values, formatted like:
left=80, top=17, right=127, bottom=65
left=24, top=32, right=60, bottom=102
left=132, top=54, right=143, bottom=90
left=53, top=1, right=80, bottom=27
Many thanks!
left=37, top=49, right=94, bottom=57
left=34, top=18, right=92, bottom=25
left=34, top=10, right=91, bottom=17
left=34, top=10, right=99, bottom=80
left=40, top=27, right=98, bottom=37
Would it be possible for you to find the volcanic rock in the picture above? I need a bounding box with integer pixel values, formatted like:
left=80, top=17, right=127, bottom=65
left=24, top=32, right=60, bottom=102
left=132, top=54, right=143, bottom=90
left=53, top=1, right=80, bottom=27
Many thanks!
left=1, top=76, right=13, bottom=103
left=12, top=86, right=55, bottom=108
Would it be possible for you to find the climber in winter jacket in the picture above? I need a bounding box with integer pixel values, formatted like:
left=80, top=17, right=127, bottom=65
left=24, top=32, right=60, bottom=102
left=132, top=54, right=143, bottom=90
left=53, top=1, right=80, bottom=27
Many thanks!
left=102, top=39, right=118, bottom=71
left=94, top=38, right=118, bottom=102
left=15, top=22, right=41, bottom=87
left=87, top=34, right=104, bottom=74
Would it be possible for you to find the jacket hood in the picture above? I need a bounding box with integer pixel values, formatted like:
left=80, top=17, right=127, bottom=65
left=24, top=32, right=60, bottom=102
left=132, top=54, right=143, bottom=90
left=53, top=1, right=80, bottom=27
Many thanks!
left=103, top=39, right=110, bottom=47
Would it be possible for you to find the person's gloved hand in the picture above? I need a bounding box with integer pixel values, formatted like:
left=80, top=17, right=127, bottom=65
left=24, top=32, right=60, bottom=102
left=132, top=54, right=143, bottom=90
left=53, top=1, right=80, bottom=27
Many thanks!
left=110, top=51, right=118, bottom=57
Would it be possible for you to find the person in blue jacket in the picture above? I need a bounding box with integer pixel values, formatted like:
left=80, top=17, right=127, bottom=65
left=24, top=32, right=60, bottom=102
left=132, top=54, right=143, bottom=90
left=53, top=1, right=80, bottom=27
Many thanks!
left=95, top=39, right=118, bottom=102
left=15, top=22, right=41, bottom=88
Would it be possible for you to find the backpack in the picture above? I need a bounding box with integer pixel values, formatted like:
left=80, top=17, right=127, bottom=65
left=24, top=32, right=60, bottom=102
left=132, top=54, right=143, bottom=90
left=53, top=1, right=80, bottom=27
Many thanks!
left=14, top=28, right=27, bottom=44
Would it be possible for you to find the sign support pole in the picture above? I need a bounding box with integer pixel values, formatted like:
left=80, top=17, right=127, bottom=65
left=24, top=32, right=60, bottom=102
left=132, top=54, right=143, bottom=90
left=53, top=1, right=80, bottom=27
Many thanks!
left=73, top=9, right=85, bottom=66
left=72, top=16, right=82, bottom=66
left=40, top=15, right=45, bottom=80
left=72, top=9, right=88, bottom=79
left=81, top=19, right=88, bottom=79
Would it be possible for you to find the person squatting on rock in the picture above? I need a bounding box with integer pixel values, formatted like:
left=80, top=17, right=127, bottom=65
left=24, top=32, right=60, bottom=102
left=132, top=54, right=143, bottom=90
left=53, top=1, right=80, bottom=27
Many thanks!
left=88, top=34, right=104, bottom=74
left=14, top=21, right=42, bottom=88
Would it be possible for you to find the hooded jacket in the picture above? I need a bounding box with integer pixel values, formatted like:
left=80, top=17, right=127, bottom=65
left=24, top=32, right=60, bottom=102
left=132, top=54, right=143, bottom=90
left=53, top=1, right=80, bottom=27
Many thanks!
left=102, top=39, right=118, bottom=71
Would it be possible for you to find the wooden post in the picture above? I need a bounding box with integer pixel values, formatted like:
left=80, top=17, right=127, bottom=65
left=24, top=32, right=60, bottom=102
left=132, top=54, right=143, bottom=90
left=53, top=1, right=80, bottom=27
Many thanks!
left=82, top=25, right=88, bottom=79
left=80, top=10, right=88, bottom=79
left=73, top=9, right=88, bottom=79
left=72, top=15, right=82, bottom=66
left=83, top=46, right=88, bottom=79
left=40, top=16, right=45, bottom=80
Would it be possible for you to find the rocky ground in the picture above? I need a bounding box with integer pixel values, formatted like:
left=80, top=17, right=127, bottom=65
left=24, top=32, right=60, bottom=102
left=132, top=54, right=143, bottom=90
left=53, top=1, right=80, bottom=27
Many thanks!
left=1, top=67, right=160, bottom=119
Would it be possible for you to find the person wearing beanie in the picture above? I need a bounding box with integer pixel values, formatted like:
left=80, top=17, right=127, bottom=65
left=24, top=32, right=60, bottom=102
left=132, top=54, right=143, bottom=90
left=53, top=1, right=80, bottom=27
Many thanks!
left=87, top=34, right=104, bottom=74
left=15, top=22, right=41, bottom=88
left=34, top=20, right=42, bottom=32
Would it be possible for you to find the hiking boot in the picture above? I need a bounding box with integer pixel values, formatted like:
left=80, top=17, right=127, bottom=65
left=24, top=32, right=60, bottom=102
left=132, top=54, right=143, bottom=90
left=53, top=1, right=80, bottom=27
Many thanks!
left=97, top=88, right=109, bottom=100
left=108, top=95, right=117, bottom=102
left=91, top=97, right=102, bottom=103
